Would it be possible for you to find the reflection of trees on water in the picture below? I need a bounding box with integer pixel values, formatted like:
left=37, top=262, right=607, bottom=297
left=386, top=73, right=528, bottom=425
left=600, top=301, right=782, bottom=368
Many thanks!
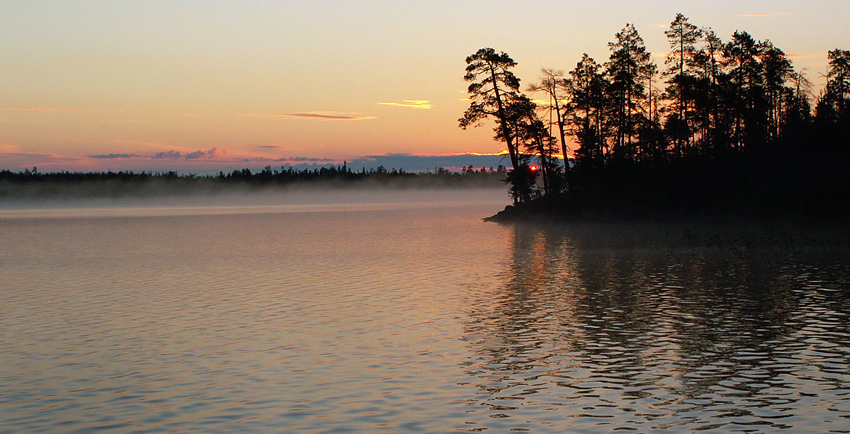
left=461, top=223, right=850, bottom=432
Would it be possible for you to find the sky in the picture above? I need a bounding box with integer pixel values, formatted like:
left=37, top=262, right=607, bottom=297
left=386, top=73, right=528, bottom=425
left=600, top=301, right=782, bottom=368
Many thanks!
left=2, top=0, right=849, bottom=173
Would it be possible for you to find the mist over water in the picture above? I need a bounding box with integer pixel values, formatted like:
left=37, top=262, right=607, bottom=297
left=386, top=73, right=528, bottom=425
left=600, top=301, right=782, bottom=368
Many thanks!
left=1, top=196, right=849, bottom=432
left=0, top=186, right=509, bottom=218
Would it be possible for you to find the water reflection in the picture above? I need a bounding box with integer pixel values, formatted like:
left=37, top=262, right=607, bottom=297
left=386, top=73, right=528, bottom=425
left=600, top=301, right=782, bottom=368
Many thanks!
left=463, top=222, right=850, bottom=432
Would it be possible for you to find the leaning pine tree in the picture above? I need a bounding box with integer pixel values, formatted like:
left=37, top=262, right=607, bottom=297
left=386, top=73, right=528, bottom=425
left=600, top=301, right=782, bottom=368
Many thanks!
left=459, top=47, right=532, bottom=203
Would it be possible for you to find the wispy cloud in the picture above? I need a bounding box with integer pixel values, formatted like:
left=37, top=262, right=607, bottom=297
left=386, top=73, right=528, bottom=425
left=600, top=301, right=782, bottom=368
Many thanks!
left=185, top=148, right=222, bottom=160
left=151, top=150, right=185, bottom=160
left=85, top=148, right=338, bottom=165
left=153, top=148, right=222, bottom=160
left=90, top=148, right=224, bottom=161
left=2, top=107, right=95, bottom=113
left=255, top=145, right=289, bottom=151
left=378, top=100, right=433, bottom=109
left=91, top=153, right=144, bottom=159
left=243, top=111, right=375, bottom=120
left=740, top=12, right=787, bottom=17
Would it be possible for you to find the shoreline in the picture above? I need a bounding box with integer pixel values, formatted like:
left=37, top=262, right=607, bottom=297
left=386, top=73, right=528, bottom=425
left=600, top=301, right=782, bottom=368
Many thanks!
left=483, top=195, right=849, bottom=228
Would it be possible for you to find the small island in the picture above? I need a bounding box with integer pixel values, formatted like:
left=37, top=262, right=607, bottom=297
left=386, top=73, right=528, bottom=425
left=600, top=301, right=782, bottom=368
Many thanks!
left=460, top=14, right=849, bottom=223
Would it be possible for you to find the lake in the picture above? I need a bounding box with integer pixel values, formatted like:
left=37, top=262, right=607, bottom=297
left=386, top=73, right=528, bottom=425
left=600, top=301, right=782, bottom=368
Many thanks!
left=2, top=189, right=849, bottom=433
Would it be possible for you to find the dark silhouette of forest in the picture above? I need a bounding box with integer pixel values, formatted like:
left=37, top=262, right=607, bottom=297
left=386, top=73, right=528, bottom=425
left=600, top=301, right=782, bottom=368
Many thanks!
left=461, top=14, right=850, bottom=222
left=0, top=164, right=506, bottom=199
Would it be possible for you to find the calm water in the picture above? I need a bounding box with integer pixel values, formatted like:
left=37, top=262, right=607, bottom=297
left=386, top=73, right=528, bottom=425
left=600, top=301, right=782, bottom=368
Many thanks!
left=2, top=191, right=849, bottom=433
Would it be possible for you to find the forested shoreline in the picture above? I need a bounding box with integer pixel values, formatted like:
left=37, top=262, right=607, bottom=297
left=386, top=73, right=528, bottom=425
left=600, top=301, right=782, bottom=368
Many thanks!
left=0, top=165, right=505, bottom=199
left=461, top=14, right=850, bottom=222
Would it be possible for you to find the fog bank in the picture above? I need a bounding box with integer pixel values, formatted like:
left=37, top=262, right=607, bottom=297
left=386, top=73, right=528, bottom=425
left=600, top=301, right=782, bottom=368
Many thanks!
left=0, top=185, right=509, bottom=219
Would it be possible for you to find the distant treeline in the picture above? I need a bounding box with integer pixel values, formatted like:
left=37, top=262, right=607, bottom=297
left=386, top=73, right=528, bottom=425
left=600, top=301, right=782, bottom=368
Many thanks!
left=0, top=165, right=507, bottom=199
left=462, top=14, right=850, bottom=220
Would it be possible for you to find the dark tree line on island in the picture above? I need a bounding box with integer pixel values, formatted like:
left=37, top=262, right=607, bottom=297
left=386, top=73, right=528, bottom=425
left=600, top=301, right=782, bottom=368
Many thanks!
left=462, top=14, right=850, bottom=219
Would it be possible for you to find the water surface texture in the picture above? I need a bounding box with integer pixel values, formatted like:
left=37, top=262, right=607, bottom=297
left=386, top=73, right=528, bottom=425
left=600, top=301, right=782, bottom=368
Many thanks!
left=1, top=197, right=849, bottom=432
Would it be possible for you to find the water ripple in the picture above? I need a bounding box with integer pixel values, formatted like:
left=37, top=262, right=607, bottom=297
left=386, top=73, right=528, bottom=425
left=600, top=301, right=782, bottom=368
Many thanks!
left=2, top=210, right=850, bottom=432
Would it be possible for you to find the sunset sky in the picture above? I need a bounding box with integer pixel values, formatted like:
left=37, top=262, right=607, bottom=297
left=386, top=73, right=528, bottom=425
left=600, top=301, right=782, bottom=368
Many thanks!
left=2, top=1, right=849, bottom=173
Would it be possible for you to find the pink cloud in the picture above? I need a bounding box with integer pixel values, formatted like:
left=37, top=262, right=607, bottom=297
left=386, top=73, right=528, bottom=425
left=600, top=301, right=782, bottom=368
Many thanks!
left=243, top=111, right=375, bottom=120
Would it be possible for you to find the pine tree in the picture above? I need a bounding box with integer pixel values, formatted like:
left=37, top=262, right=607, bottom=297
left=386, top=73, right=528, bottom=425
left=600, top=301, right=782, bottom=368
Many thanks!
left=460, top=48, right=524, bottom=173
left=565, top=54, right=609, bottom=165
left=663, top=14, right=702, bottom=154
left=606, top=24, right=655, bottom=160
